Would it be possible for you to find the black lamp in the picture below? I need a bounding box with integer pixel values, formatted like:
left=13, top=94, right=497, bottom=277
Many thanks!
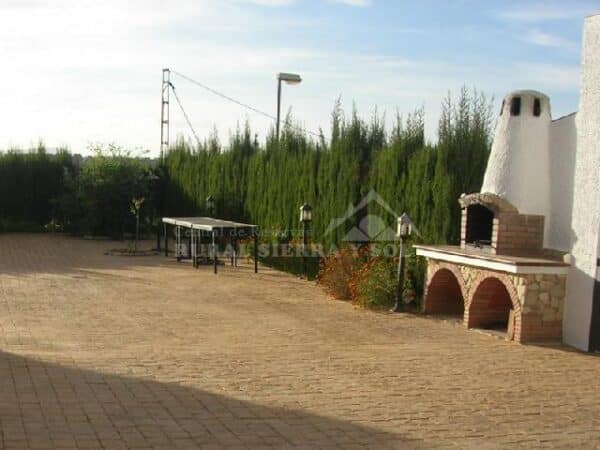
left=206, top=195, right=215, bottom=217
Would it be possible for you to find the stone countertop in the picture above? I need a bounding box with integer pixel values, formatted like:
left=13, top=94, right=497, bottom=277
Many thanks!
left=414, top=244, right=569, bottom=267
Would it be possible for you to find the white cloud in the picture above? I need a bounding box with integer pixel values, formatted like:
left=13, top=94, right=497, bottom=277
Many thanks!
left=330, top=0, right=372, bottom=7
left=514, top=62, right=581, bottom=91
left=496, top=3, right=598, bottom=22
left=0, top=0, right=582, bottom=154
left=0, top=0, right=336, bottom=153
left=525, top=30, right=578, bottom=52
left=238, top=0, right=295, bottom=6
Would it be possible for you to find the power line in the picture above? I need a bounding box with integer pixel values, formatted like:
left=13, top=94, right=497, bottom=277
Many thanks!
left=170, top=69, right=325, bottom=141
left=169, top=83, right=202, bottom=147
left=172, top=70, right=277, bottom=121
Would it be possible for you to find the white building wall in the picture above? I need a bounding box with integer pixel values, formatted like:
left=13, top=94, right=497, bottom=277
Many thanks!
left=564, top=15, right=600, bottom=351
left=547, top=114, right=577, bottom=252
left=481, top=91, right=552, bottom=245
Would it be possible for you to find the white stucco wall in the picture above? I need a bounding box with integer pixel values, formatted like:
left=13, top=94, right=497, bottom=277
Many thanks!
left=481, top=91, right=552, bottom=245
left=564, top=15, right=600, bottom=351
left=547, top=113, right=577, bottom=252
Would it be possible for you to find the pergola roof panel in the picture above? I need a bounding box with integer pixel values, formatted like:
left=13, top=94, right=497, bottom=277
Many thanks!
left=162, top=217, right=257, bottom=231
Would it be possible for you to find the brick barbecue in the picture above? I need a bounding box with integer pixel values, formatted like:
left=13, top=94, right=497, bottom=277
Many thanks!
left=416, top=192, right=568, bottom=343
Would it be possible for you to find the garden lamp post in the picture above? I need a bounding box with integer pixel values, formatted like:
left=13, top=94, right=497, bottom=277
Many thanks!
left=392, top=213, right=413, bottom=313
left=299, top=203, right=312, bottom=278
left=206, top=195, right=215, bottom=217
left=276, top=72, right=302, bottom=139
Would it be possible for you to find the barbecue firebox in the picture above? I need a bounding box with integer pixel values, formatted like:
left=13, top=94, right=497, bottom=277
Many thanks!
left=459, top=193, right=545, bottom=256
left=464, top=204, right=493, bottom=249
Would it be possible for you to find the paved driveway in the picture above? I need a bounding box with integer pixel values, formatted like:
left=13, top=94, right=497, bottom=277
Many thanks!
left=0, top=234, right=599, bottom=449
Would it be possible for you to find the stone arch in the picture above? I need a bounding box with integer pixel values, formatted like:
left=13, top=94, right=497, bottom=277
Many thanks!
left=423, top=263, right=467, bottom=316
left=466, top=271, right=522, bottom=340
left=459, top=192, right=519, bottom=215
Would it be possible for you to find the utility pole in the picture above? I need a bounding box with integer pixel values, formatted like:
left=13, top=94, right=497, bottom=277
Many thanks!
left=160, top=68, right=171, bottom=156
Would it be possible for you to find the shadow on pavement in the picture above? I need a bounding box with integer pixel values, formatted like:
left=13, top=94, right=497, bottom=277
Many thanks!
left=0, top=350, right=409, bottom=449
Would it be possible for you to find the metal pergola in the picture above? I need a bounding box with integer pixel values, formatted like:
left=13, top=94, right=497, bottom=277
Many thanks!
left=162, top=217, right=258, bottom=274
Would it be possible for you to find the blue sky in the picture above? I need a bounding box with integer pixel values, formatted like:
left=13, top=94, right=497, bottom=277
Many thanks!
left=1, top=0, right=598, bottom=154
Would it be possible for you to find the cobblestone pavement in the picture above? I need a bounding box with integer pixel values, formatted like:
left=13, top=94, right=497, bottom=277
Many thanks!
left=0, top=234, right=599, bottom=449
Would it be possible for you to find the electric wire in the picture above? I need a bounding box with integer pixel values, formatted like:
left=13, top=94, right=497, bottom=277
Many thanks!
left=169, top=83, right=202, bottom=147
left=170, top=69, right=325, bottom=141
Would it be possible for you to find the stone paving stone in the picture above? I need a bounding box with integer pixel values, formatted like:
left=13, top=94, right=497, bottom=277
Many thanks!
left=1, top=234, right=600, bottom=449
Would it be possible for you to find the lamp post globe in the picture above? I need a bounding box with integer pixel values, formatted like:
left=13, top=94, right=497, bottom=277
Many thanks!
left=299, top=203, right=312, bottom=223
left=397, top=213, right=413, bottom=239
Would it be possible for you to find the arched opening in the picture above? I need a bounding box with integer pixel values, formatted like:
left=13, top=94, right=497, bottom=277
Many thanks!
left=423, top=269, right=465, bottom=317
left=468, top=277, right=515, bottom=335
left=510, top=96, right=521, bottom=116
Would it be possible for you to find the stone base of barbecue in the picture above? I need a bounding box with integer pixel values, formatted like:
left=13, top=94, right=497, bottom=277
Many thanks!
left=416, top=246, right=568, bottom=343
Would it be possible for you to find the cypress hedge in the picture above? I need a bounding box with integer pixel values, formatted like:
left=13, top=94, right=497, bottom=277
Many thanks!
left=0, top=87, right=493, bottom=273
left=0, top=145, right=74, bottom=232
left=161, top=88, right=494, bottom=253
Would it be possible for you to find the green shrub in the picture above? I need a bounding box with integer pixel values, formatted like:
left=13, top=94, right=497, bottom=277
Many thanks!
left=349, top=257, right=397, bottom=309
left=75, top=144, right=155, bottom=238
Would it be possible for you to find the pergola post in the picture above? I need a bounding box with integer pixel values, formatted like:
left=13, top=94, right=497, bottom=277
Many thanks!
left=187, top=229, right=192, bottom=259
left=232, top=238, right=238, bottom=267
left=212, top=230, right=217, bottom=274
left=163, top=222, right=168, bottom=257
left=176, top=226, right=181, bottom=262
left=192, top=229, right=197, bottom=268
